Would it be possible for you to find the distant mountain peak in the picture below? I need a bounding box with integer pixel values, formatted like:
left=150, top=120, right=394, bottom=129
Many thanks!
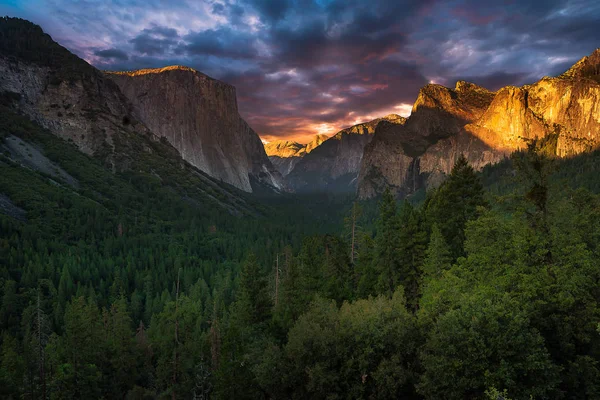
left=264, top=140, right=304, bottom=158
left=264, top=133, right=330, bottom=176
left=560, top=48, right=600, bottom=81
left=304, top=134, right=329, bottom=153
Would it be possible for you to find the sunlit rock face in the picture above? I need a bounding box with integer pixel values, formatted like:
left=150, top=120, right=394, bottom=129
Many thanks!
left=358, top=49, right=600, bottom=199
left=287, top=114, right=406, bottom=192
left=107, top=66, right=283, bottom=192
left=264, top=134, right=328, bottom=176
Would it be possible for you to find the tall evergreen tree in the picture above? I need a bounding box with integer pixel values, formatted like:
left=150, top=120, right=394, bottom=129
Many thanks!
left=238, top=254, right=271, bottom=326
left=104, top=296, right=137, bottom=398
left=426, top=154, right=487, bottom=259
left=374, top=188, right=400, bottom=296
left=396, top=201, right=428, bottom=309
left=422, top=223, right=452, bottom=280
left=51, top=297, right=103, bottom=399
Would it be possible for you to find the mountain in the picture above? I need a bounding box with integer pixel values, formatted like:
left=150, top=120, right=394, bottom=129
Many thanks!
left=0, top=17, right=148, bottom=166
left=357, top=50, right=600, bottom=199
left=287, top=114, right=406, bottom=192
left=264, top=134, right=328, bottom=176
left=0, top=17, right=281, bottom=193
left=107, top=67, right=282, bottom=192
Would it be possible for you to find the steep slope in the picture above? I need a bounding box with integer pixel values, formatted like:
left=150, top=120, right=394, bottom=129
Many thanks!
left=264, top=134, right=328, bottom=176
left=288, top=114, right=406, bottom=192
left=107, top=67, right=283, bottom=192
left=0, top=17, right=149, bottom=169
left=358, top=50, right=600, bottom=199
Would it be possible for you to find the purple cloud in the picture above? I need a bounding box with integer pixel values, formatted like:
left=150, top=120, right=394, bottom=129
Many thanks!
left=2, top=0, right=600, bottom=143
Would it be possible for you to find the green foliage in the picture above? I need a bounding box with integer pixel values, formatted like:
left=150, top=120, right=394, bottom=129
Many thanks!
left=278, top=290, right=419, bottom=399
left=418, top=291, right=560, bottom=399
left=3, top=101, right=600, bottom=399
left=373, top=188, right=401, bottom=295
left=422, top=224, right=451, bottom=280
left=237, top=254, right=271, bottom=326
left=426, top=154, right=487, bottom=259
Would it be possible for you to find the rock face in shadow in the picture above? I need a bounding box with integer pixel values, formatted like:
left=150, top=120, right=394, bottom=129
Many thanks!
left=0, top=17, right=282, bottom=193
left=358, top=49, right=600, bottom=199
left=0, top=18, right=150, bottom=170
left=107, top=67, right=283, bottom=192
left=287, top=114, right=406, bottom=192
left=264, top=134, right=328, bottom=176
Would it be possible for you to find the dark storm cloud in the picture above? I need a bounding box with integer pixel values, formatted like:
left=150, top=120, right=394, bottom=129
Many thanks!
left=245, top=0, right=292, bottom=22
left=130, top=25, right=181, bottom=56
left=182, top=27, right=258, bottom=59
left=94, top=48, right=129, bottom=61
left=5, top=0, right=600, bottom=142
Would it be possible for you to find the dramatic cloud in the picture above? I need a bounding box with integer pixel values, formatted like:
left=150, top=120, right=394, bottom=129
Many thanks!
left=130, top=25, right=181, bottom=56
left=94, top=48, right=129, bottom=61
left=2, top=0, right=600, bottom=142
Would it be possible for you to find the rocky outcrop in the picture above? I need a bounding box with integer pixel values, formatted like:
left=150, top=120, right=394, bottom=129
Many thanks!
left=358, top=49, right=600, bottom=199
left=264, top=134, right=328, bottom=176
left=107, top=67, right=282, bottom=192
left=358, top=83, right=496, bottom=198
left=0, top=18, right=149, bottom=168
left=0, top=18, right=282, bottom=193
left=288, top=114, right=406, bottom=192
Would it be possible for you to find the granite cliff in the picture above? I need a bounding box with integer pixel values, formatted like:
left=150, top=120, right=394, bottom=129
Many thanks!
left=0, top=17, right=281, bottom=193
left=0, top=17, right=150, bottom=170
left=107, top=67, right=282, bottom=192
left=264, top=134, right=328, bottom=176
left=288, top=114, right=406, bottom=192
left=358, top=49, right=600, bottom=199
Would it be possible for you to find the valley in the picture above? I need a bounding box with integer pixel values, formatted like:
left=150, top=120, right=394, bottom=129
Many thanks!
left=2, top=13, right=600, bottom=400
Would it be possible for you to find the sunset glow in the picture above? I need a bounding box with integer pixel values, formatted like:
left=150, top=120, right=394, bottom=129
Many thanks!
left=3, top=0, right=599, bottom=143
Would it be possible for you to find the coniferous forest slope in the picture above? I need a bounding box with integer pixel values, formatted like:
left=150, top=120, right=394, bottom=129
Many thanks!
left=3, top=16, right=600, bottom=400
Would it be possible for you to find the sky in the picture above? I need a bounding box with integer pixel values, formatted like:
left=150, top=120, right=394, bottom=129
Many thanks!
left=2, top=1, right=600, bottom=143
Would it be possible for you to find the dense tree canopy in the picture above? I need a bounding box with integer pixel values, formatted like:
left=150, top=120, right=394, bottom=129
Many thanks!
left=3, top=107, right=600, bottom=399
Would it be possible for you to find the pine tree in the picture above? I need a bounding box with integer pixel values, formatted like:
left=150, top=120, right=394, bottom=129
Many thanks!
left=31, top=291, right=50, bottom=400
left=374, top=188, right=400, bottom=296
left=396, top=201, right=428, bottom=309
left=513, top=138, right=555, bottom=264
left=53, top=296, right=102, bottom=399
left=0, top=333, right=24, bottom=398
left=422, top=223, right=451, bottom=279
left=355, top=233, right=377, bottom=298
left=105, top=296, right=137, bottom=398
left=426, top=154, right=487, bottom=259
left=238, top=254, right=271, bottom=325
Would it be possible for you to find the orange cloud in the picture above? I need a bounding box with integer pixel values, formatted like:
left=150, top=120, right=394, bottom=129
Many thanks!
left=258, top=102, right=413, bottom=144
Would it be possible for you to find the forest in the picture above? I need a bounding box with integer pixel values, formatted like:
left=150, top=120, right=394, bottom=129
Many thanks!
left=2, top=103, right=600, bottom=399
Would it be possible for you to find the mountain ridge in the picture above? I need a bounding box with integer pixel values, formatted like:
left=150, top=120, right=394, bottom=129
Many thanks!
left=0, top=17, right=282, bottom=193
left=287, top=114, right=406, bottom=192
left=357, top=48, right=600, bottom=199
left=107, top=66, right=283, bottom=192
left=264, top=134, right=328, bottom=176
